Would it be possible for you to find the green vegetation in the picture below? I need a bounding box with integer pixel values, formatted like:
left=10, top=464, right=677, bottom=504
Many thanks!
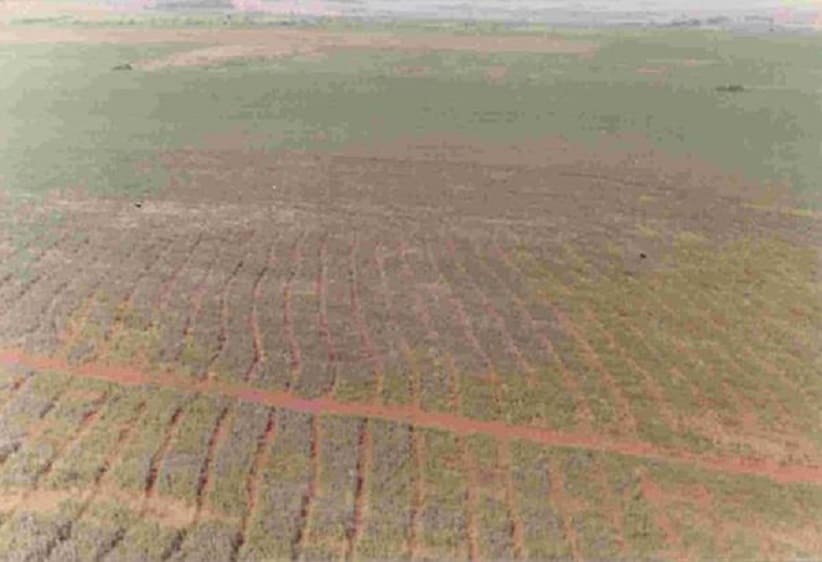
left=108, top=309, right=162, bottom=366
left=240, top=409, right=312, bottom=561
left=169, top=520, right=240, bottom=561
left=207, top=402, right=270, bottom=517
left=110, top=388, right=191, bottom=492
left=0, top=374, right=88, bottom=488
left=416, top=347, right=454, bottom=413
left=301, top=415, right=360, bottom=559
left=0, top=499, right=84, bottom=559
left=46, top=384, right=146, bottom=489
left=600, top=454, right=668, bottom=559
left=517, top=233, right=822, bottom=452
left=106, top=517, right=181, bottom=561
left=458, top=374, right=498, bottom=421
left=380, top=366, right=413, bottom=407
left=464, top=433, right=516, bottom=560
left=155, top=394, right=229, bottom=502
left=356, top=419, right=413, bottom=561
left=48, top=499, right=136, bottom=561
left=509, top=439, right=573, bottom=560
left=2, top=29, right=820, bottom=206
left=419, top=428, right=467, bottom=559
left=557, top=449, right=623, bottom=561
left=0, top=363, right=818, bottom=559
left=334, top=375, right=377, bottom=405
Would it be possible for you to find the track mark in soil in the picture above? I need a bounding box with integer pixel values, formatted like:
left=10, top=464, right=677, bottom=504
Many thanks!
left=205, top=242, right=251, bottom=380
left=0, top=372, right=30, bottom=415
left=345, top=418, right=371, bottom=561
left=591, top=454, right=628, bottom=556
left=0, top=380, right=96, bottom=521
left=547, top=455, right=583, bottom=562
left=554, top=304, right=639, bottom=436
left=292, top=413, right=319, bottom=562
left=317, top=233, right=337, bottom=397
left=158, top=403, right=233, bottom=562
left=417, top=240, right=462, bottom=414
left=232, top=406, right=277, bottom=562
left=40, top=498, right=89, bottom=561
left=439, top=237, right=503, bottom=413
left=655, top=297, right=755, bottom=425
left=2, top=233, right=87, bottom=324
left=39, top=391, right=109, bottom=484
left=55, top=235, right=142, bottom=360
left=159, top=530, right=187, bottom=561
left=585, top=307, right=680, bottom=432
left=397, top=238, right=450, bottom=411
left=455, top=238, right=537, bottom=388
left=0, top=229, right=67, bottom=294
left=0, top=484, right=236, bottom=534
left=375, top=242, right=420, bottom=408
left=156, top=231, right=203, bottom=310
left=145, top=404, right=186, bottom=501
left=99, top=400, right=149, bottom=486
left=56, top=294, right=94, bottom=358
left=99, top=236, right=170, bottom=358
left=426, top=240, right=480, bottom=389
left=284, top=234, right=304, bottom=391
left=407, top=425, right=424, bottom=560
left=93, top=527, right=126, bottom=562
left=174, top=237, right=222, bottom=364
left=246, top=237, right=276, bottom=383
left=196, top=404, right=232, bottom=516
left=490, top=239, right=593, bottom=429
left=26, top=240, right=110, bottom=349
left=0, top=228, right=49, bottom=285
left=639, top=470, right=685, bottom=561
left=349, top=235, right=382, bottom=402
left=462, top=437, right=482, bottom=562
left=21, top=259, right=89, bottom=346
left=2, top=350, right=822, bottom=486
left=499, top=439, right=525, bottom=559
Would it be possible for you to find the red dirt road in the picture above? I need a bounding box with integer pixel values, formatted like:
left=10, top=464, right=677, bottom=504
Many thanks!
left=3, top=349, right=820, bottom=486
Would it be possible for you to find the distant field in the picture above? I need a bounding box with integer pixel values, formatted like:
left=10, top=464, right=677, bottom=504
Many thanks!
left=1, top=24, right=821, bottom=204
left=0, top=15, right=820, bottom=562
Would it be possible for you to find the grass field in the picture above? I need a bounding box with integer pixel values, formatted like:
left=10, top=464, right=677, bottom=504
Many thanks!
left=0, top=6, right=820, bottom=561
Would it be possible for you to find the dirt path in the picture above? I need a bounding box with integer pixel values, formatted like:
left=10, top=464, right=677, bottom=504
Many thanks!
left=0, top=25, right=598, bottom=69
left=2, top=348, right=820, bottom=486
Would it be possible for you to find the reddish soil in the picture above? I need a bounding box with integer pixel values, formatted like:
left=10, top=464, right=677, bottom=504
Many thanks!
left=2, top=350, right=820, bottom=486
left=0, top=26, right=598, bottom=69
left=639, top=471, right=685, bottom=561
left=1, top=131, right=819, bottom=559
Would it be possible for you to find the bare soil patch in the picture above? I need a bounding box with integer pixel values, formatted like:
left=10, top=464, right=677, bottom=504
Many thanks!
left=484, top=64, right=509, bottom=83
left=0, top=26, right=598, bottom=69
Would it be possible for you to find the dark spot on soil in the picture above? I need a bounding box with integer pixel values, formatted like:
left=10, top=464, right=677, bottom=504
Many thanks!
left=640, top=252, right=647, bottom=259
left=113, top=63, right=133, bottom=71
left=716, top=84, right=746, bottom=93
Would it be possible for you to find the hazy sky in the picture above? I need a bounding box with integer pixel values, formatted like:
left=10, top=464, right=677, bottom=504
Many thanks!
left=120, top=0, right=821, bottom=26
left=221, top=0, right=817, bottom=16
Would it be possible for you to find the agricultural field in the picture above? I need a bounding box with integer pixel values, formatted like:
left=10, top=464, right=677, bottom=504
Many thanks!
left=0, top=5, right=821, bottom=561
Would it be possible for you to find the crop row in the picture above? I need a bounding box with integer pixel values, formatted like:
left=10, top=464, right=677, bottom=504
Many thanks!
left=0, top=369, right=819, bottom=560
left=0, top=224, right=819, bottom=457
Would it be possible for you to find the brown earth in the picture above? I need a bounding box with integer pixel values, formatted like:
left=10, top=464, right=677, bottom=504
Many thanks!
left=0, top=132, right=820, bottom=560
left=0, top=25, right=598, bottom=69
left=2, top=349, right=821, bottom=486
